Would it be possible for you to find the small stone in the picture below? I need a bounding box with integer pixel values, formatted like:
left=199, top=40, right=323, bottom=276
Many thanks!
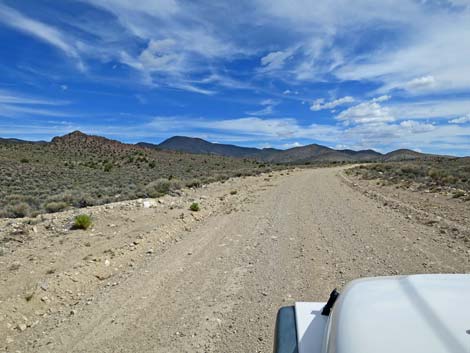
left=95, top=273, right=111, bottom=281
left=104, top=259, right=110, bottom=267
left=17, top=323, right=27, bottom=332
left=39, top=281, right=48, bottom=291
left=146, top=249, right=154, bottom=254
left=9, top=262, right=21, bottom=271
left=143, top=201, right=152, bottom=208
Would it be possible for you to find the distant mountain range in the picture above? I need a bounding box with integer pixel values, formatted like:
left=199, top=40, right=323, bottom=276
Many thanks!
left=1, top=131, right=444, bottom=164
left=140, top=135, right=440, bottom=163
left=0, top=137, right=47, bottom=144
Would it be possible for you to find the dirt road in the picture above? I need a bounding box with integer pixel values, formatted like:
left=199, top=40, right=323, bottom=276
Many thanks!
left=2, top=167, right=469, bottom=352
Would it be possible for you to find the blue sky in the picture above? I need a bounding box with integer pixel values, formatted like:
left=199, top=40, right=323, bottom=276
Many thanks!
left=0, top=0, right=470, bottom=155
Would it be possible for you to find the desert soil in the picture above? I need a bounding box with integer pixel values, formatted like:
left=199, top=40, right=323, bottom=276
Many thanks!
left=1, top=166, right=469, bottom=353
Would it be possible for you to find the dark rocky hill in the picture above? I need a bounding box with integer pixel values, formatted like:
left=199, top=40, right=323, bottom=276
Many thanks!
left=155, top=136, right=435, bottom=163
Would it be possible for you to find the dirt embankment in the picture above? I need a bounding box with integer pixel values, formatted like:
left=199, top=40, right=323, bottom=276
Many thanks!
left=1, top=167, right=469, bottom=353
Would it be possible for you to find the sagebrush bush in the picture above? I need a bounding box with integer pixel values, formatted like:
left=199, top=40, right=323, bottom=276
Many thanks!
left=72, top=214, right=92, bottom=230
left=189, top=202, right=200, bottom=212
left=144, top=178, right=172, bottom=197
left=44, top=201, right=68, bottom=213
left=8, top=202, right=31, bottom=218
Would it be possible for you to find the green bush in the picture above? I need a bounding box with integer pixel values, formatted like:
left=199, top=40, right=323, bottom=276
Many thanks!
left=72, top=214, right=92, bottom=230
left=145, top=178, right=172, bottom=197
left=189, top=202, right=200, bottom=212
left=8, top=202, right=31, bottom=218
left=103, top=163, right=113, bottom=172
left=44, top=201, right=68, bottom=213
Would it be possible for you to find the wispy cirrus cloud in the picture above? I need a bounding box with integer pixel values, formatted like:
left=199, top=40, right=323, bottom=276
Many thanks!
left=0, top=90, right=68, bottom=106
left=0, top=4, right=84, bottom=69
left=0, top=89, right=72, bottom=119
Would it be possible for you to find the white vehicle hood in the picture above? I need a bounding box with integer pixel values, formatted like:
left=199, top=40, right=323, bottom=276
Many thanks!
left=323, top=274, right=470, bottom=353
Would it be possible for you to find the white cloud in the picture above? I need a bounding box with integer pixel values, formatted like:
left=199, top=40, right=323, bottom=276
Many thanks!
left=0, top=4, right=82, bottom=67
left=388, top=99, right=470, bottom=120
left=260, top=50, right=294, bottom=71
left=89, top=0, right=179, bottom=18
left=449, top=114, right=470, bottom=124
left=248, top=105, right=275, bottom=116
left=371, top=95, right=391, bottom=103
left=399, top=120, right=435, bottom=133
left=247, top=99, right=280, bottom=116
left=282, top=141, right=302, bottom=148
left=0, top=90, right=67, bottom=106
left=402, top=75, right=436, bottom=92
left=336, top=97, right=394, bottom=125
left=254, top=0, right=470, bottom=96
left=260, top=99, right=277, bottom=106
left=0, top=89, right=72, bottom=119
left=283, top=90, right=299, bottom=95
left=310, top=96, right=354, bottom=111
left=0, top=105, right=75, bottom=118
left=336, top=13, right=470, bottom=94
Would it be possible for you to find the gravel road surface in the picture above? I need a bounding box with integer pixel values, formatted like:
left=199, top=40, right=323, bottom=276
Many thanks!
left=2, top=167, right=469, bottom=352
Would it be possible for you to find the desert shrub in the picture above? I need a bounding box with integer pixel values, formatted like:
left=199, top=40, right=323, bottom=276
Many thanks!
left=44, top=201, right=68, bottom=213
left=230, top=190, right=237, bottom=195
left=8, top=202, right=31, bottom=218
left=72, top=214, right=92, bottom=230
left=20, top=158, right=29, bottom=163
left=428, top=168, right=444, bottom=180
left=75, top=194, right=97, bottom=208
left=452, top=190, right=465, bottom=198
left=103, top=163, right=113, bottom=172
left=46, top=192, right=75, bottom=205
left=216, top=173, right=230, bottom=182
left=169, top=179, right=182, bottom=190
left=189, top=202, right=200, bottom=212
left=144, top=178, right=172, bottom=197
left=186, top=179, right=202, bottom=188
